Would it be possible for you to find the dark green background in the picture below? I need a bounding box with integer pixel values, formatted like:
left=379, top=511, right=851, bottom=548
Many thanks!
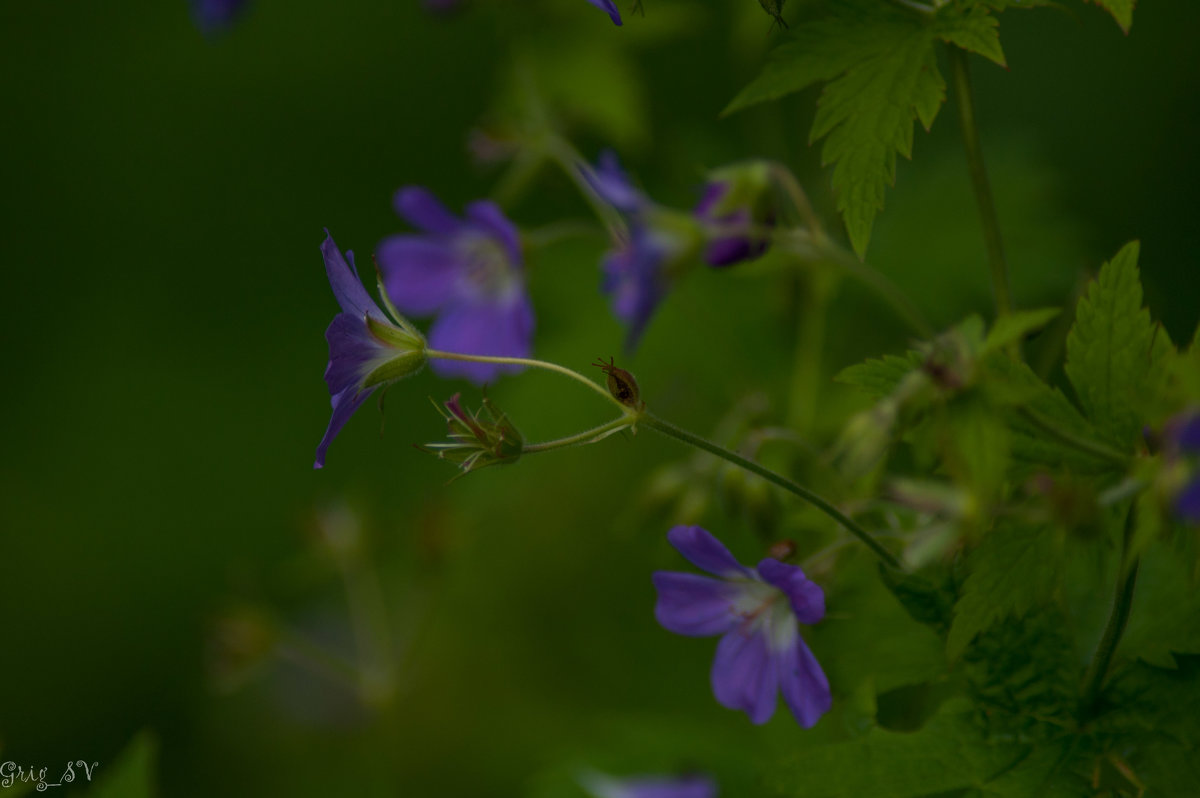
left=2, top=0, right=1196, bottom=795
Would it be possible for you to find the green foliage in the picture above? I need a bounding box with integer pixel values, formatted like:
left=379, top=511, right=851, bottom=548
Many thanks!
left=981, top=307, right=1060, bottom=354
left=1116, top=543, right=1200, bottom=669
left=947, top=524, right=1061, bottom=660
left=879, top=564, right=959, bottom=636
left=86, top=732, right=155, bottom=798
left=835, top=352, right=923, bottom=400
left=1065, top=241, right=1175, bottom=450
left=1090, top=0, right=1136, bottom=33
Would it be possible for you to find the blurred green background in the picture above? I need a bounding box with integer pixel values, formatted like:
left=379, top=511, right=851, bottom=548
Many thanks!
left=2, top=0, right=1197, bottom=795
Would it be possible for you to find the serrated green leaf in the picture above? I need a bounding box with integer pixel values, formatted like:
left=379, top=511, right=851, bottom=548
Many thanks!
left=947, top=525, right=1061, bottom=660
left=1065, top=242, right=1175, bottom=450
left=768, top=699, right=1024, bottom=798
left=1089, top=0, right=1135, bottom=32
left=983, top=307, right=1060, bottom=354
left=724, top=1, right=947, bottom=256
left=1117, top=543, right=1200, bottom=668
left=835, top=351, right=923, bottom=400
left=935, top=4, right=1007, bottom=67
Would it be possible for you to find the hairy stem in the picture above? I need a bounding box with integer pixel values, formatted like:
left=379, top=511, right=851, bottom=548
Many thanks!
left=641, top=412, right=903, bottom=569
left=524, top=415, right=635, bottom=453
left=1080, top=508, right=1140, bottom=719
left=949, top=45, right=1013, bottom=321
left=425, top=349, right=623, bottom=409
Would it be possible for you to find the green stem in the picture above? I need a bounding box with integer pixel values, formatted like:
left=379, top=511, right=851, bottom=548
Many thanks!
left=949, top=45, right=1012, bottom=321
left=425, top=349, right=623, bottom=410
left=640, top=412, right=903, bottom=569
left=544, top=135, right=628, bottom=240
left=524, top=415, right=635, bottom=453
left=1017, top=407, right=1131, bottom=468
left=1080, top=508, right=1140, bottom=719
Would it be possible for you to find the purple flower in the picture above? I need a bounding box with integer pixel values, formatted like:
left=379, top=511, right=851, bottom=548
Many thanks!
left=653, top=526, right=832, bottom=727
left=585, top=0, right=623, bottom=26
left=586, top=152, right=700, bottom=349
left=191, top=0, right=247, bottom=33
left=376, top=187, right=533, bottom=384
left=315, top=232, right=427, bottom=470
left=693, top=162, right=775, bottom=268
left=1165, top=410, right=1200, bottom=522
left=581, top=772, right=717, bottom=798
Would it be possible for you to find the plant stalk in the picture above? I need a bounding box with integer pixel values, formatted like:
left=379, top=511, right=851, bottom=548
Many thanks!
left=1079, top=508, right=1140, bottom=719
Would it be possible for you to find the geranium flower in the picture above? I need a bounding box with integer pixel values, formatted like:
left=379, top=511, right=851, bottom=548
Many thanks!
left=376, top=187, right=533, bottom=384
left=693, top=162, right=776, bottom=268
left=652, top=526, right=832, bottom=727
left=585, top=0, right=623, bottom=26
left=1165, top=409, right=1200, bottom=522
left=581, top=771, right=717, bottom=798
left=314, top=232, right=426, bottom=469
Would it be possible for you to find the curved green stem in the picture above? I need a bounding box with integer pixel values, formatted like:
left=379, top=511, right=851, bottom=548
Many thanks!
left=524, top=415, right=635, bottom=453
left=949, top=45, right=1013, bottom=321
left=425, top=349, right=623, bottom=410
left=1080, top=507, right=1140, bottom=720
left=640, top=412, right=903, bottom=569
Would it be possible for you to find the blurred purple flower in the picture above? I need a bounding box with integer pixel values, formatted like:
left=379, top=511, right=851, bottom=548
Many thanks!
left=581, top=771, right=717, bottom=798
left=692, top=162, right=777, bottom=268
left=586, top=0, right=623, bottom=26
left=653, top=526, right=831, bottom=727
left=376, top=187, right=533, bottom=384
left=586, top=151, right=698, bottom=349
left=315, top=232, right=426, bottom=470
left=191, top=0, right=247, bottom=33
left=1165, top=410, right=1200, bottom=522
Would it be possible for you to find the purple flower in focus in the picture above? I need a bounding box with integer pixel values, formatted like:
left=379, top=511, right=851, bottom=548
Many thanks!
left=376, top=187, right=533, bottom=385
left=653, top=526, right=832, bottom=727
left=1165, top=410, right=1200, bottom=522
left=315, top=232, right=427, bottom=470
left=191, top=0, right=247, bottom=33
left=693, top=162, right=775, bottom=268
left=585, top=0, right=623, bottom=26
left=581, top=771, right=717, bottom=798
left=587, top=151, right=701, bottom=349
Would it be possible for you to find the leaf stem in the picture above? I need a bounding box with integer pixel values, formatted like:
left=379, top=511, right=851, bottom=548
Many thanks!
left=949, top=45, right=1013, bottom=321
left=1017, top=407, right=1131, bottom=468
left=1079, top=507, right=1140, bottom=720
left=524, top=415, right=635, bottom=453
left=425, top=349, right=623, bottom=410
left=640, top=412, right=903, bottom=569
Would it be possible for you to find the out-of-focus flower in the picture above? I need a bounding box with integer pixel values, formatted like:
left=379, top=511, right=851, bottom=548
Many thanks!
left=580, top=771, right=717, bottom=798
left=419, top=393, right=523, bottom=476
left=315, top=232, right=427, bottom=469
left=585, top=0, right=623, bottom=26
left=377, top=187, right=533, bottom=384
left=652, top=526, right=831, bottom=727
left=1164, top=409, right=1200, bottom=522
left=694, top=162, right=776, bottom=267
left=586, top=151, right=702, bottom=348
left=191, top=0, right=247, bottom=33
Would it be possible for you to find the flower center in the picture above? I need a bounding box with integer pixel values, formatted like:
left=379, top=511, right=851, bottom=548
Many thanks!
left=457, top=236, right=517, bottom=302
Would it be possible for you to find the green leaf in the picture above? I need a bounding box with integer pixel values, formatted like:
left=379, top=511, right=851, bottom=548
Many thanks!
left=724, top=1, right=948, bottom=256
left=768, top=699, right=1024, bottom=798
left=1089, top=0, right=1135, bottom=32
left=86, top=732, right=155, bottom=798
left=982, top=307, right=1060, bottom=354
left=1117, top=543, right=1200, bottom=668
left=879, top=564, right=958, bottom=637
left=935, top=4, right=1007, bottom=67
left=1064, top=241, right=1174, bottom=450
left=835, top=351, right=923, bottom=400
left=946, top=525, right=1061, bottom=660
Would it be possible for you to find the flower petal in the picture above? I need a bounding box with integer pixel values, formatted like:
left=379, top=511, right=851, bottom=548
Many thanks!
left=393, top=186, right=462, bottom=236
left=376, top=234, right=462, bottom=314
left=710, top=629, right=778, bottom=724
left=652, top=572, right=738, bottom=637
left=756, top=559, right=826, bottom=625
left=775, top=635, right=832, bottom=728
left=314, top=384, right=376, bottom=469
left=584, top=0, right=623, bottom=26
left=323, top=313, right=382, bottom=398
left=464, top=200, right=523, bottom=265
left=1176, top=475, right=1200, bottom=523
left=1176, top=412, right=1200, bottom=453
left=323, top=232, right=383, bottom=321
left=666, top=526, right=753, bottom=579
left=602, top=228, right=669, bottom=349
left=586, top=150, right=645, bottom=213
left=580, top=772, right=717, bottom=798
left=427, top=294, right=534, bottom=383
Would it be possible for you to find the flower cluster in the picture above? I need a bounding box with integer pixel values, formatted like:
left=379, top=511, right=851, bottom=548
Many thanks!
left=652, top=526, right=831, bottom=727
